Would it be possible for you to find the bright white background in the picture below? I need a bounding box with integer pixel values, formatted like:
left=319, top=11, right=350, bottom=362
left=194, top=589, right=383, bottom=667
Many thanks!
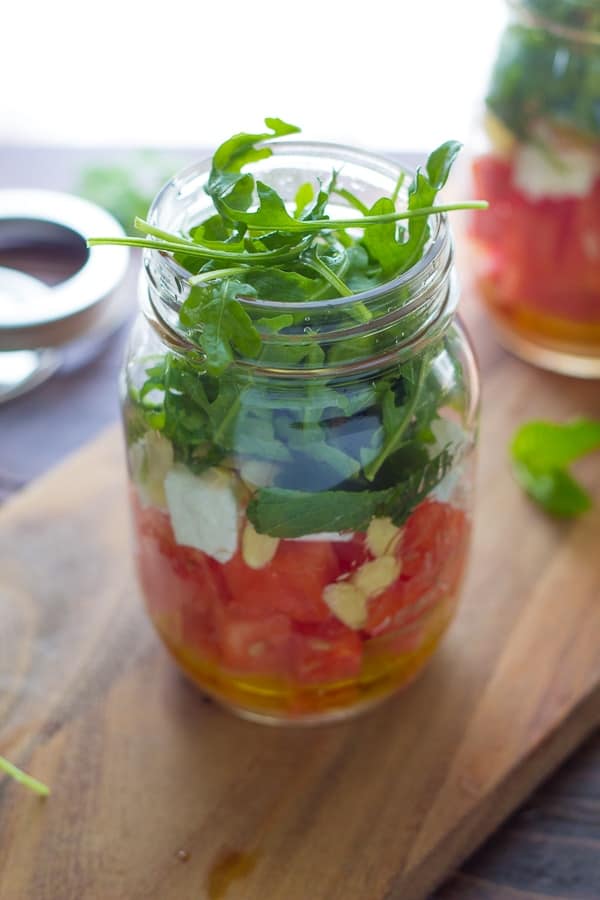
left=2, top=0, right=505, bottom=151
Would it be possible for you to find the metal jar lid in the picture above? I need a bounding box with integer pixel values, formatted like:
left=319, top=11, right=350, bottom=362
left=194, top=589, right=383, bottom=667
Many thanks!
left=0, top=188, right=129, bottom=352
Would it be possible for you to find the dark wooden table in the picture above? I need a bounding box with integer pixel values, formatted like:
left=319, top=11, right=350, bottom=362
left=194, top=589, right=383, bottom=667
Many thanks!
left=1, top=147, right=599, bottom=899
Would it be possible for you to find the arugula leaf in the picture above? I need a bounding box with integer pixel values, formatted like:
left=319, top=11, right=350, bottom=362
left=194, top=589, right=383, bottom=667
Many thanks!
left=220, top=180, right=300, bottom=230
left=361, top=197, right=404, bottom=275
left=511, top=418, right=600, bottom=516
left=206, top=117, right=300, bottom=211
left=180, top=282, right=261, bottom=375
left=294, top=182, right=315, bottom=218
left=255, top=313, right=295, bottom=332
left=362, top=142, right=461, bottom=277
left=426, top=140, right=463, bottom=190
left=247, top=449, right=452, bottom=537
left=277, top=418, right=359, bottom=481
left=363, top=356, right=429, bottom=481
left=242, top=266, right=317, bottom=301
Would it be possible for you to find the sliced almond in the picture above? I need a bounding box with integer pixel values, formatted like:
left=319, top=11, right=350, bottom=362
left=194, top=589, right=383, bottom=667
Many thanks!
left=351, top=556, right=402, bottom=599
left=366, top=517, right=404, bottom=557
left=242, top=521, right=280, bottom=570
left=323, top=582, right=368, bottom=630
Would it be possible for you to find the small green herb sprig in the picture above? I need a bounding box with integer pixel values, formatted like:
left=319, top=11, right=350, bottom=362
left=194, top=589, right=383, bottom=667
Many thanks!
left=511, top=418, right=600, bottom=516
left=0, top=754, right=49, bottom=797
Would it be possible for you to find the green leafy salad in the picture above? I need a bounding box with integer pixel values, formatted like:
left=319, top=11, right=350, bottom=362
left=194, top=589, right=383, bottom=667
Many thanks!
left=90, top=120, right=484, bottom=537
left=88, top=119, right=485, bottom=540
left=487, top=0, right=600, bottom=142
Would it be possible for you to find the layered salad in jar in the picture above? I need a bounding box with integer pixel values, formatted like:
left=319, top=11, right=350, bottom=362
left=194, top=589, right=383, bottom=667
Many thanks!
left=469, top=0, right=600, bottom=364
left=91, top=120, right=483, bottom=721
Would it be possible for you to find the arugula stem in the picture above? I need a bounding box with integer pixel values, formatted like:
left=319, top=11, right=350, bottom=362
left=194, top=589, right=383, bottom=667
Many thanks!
left=134, top=217, right=195, bottom=245
left=331, top=187, right=370, bottom=215
left=0, top=755, right=50, bottom=797
left=305, top=255, right=353, bottom=297
left=391, top=172, right=406, bottom=205
left=189, top=267, right=248, bottom=286
left=213, top=393, right=242, bottom=445
left=363, top=358, right=428, bottom=482
left=245, top=201, right=488, bottom=233
left=135, top=217, right=270, bottom=259
left=87, top=235, right=311, bottom=265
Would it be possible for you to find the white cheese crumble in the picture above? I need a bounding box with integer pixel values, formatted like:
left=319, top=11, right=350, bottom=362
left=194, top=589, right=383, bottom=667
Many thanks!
left=513, top=143, right=599, bottom=200
left=290, top=531, right=355, bottom=543
left=164, top=465, right=239, bottom=562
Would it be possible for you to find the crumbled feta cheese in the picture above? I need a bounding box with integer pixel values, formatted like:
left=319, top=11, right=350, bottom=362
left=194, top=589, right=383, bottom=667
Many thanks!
left=129, top=431, right=174, bottom=507
left=513, top=143, right=599, bottom=199
left=430, top=417, right=468, bottom=456
left=291, top=532, right=355, bottom=543
left=164, top=465, right=239, bottom=562
left=430, top=467, right=464, bottom=504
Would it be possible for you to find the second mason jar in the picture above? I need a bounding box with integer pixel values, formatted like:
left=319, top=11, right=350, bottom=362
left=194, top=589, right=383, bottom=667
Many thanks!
left=468, top=0, right=600, bottom=376
left=121, top=142, right=479, bottom=724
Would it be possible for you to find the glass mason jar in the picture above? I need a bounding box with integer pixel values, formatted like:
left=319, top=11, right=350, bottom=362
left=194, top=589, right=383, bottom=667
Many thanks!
left=468, top=0, right=600, bottom=376
left=121, top=143, right=480, bottom=724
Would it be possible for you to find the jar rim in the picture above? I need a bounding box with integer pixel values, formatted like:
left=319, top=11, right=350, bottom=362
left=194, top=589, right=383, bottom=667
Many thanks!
left=143, top=140, right=457, bottom=375
left=146, top=139, right=449, bottom=316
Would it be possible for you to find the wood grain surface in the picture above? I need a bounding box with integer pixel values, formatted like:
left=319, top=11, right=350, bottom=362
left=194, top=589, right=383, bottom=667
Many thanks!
left=1, top=283, right=599, bottom=899
left=0, top=148, right=600, bottom=900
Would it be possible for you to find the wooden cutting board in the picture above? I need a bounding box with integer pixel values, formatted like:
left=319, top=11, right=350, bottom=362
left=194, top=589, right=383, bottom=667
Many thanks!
left=1, top=299, right=599, bottom=900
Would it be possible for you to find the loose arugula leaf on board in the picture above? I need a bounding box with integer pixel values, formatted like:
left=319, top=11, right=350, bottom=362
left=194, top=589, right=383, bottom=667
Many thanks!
left=0, top=756, right=50, bottom=797
left=512, top=465, right=593, bottom=518
left=511, top=418, right=600, bottom=517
